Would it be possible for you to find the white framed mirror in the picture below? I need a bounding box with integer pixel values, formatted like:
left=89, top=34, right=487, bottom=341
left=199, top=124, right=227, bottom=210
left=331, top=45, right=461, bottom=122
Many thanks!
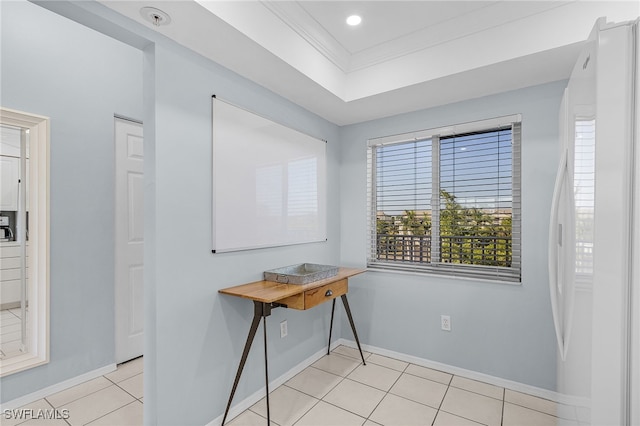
left=0, top=107, right=49, bottom=376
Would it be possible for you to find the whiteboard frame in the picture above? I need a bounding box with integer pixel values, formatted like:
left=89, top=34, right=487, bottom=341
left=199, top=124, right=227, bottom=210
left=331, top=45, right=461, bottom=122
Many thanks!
left=211, top=96, right=327, bottom=253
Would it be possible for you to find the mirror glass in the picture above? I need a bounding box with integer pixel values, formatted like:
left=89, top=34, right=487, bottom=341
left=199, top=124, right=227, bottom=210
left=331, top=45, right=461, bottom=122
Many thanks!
left=0, top=124, right=29, bottom=361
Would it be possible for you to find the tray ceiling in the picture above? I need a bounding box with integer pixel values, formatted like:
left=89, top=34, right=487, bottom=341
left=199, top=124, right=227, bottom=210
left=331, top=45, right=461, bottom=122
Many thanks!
left=99, top=0, right=639, bottom=125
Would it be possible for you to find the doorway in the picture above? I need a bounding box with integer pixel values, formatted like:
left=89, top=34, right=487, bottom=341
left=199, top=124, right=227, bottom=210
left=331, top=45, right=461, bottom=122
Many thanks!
left=114, top=117, right=144, bottom=363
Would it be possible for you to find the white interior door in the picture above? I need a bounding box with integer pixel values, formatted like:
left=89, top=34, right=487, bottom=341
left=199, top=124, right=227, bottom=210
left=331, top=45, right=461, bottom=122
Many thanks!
left=115, top=118, right=144, bottom=363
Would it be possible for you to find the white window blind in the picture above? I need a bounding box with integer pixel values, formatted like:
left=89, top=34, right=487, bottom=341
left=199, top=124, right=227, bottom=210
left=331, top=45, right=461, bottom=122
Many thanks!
left=573, top=118, right=595, bottom=276
left=367, top=116, right=521, bottom=282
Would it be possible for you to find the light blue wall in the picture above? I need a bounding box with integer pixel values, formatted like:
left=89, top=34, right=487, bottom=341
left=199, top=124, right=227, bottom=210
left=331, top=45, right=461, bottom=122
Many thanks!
left=0, top=1, right=342, bottom=421
left=149, top=43, right=341, bottom=424
left=2, top=0, right=566, bottom=420
left=0, top=0, right=143, bottom=402
left=338, top=81, right=565, bottom=391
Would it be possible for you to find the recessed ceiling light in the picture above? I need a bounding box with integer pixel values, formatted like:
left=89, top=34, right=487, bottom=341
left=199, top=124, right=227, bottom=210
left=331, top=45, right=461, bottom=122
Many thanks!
left=346, top=15, right=362, bottom=26
left=140, top=7, right=172, bottom=27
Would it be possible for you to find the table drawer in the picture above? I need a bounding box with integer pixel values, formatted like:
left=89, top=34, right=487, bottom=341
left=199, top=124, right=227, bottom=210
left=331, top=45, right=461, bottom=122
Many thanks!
left=278, top=279, right=348, bottom=310
left=304, top=279, right=347, bottom=310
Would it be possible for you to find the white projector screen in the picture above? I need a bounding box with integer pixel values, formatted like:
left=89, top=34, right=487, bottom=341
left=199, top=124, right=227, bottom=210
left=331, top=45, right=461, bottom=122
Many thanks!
left=212, top=97, right=327, bottom=253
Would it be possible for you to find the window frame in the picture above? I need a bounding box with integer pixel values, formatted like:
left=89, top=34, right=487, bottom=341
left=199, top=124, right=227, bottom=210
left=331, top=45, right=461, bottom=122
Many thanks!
left=366, top=114, right=521, bottom=283
left=0, top=107, right=50, bottom=376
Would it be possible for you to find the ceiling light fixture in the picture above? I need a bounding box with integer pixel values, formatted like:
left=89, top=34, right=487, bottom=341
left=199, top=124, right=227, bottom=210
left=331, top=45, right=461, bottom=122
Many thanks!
left=346, top=15, right=362, bottom=26
left=140, top=7, right=172, bottom=27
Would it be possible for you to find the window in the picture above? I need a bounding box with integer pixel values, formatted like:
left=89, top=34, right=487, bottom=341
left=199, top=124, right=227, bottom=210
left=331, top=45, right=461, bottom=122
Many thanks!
left=367, top=115, right=521, bottom=282
left=573, top=118, right=595, bottom=276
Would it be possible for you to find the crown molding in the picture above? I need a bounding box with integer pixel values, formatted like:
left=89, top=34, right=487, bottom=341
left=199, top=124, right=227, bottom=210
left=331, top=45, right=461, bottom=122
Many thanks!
left=352, top=1, right=575, bottom=71
left=262, top=1, right=575, bottom=73
left=262, top=1, right=351, bottom=73
left=92, top=0, right=639, bottom=124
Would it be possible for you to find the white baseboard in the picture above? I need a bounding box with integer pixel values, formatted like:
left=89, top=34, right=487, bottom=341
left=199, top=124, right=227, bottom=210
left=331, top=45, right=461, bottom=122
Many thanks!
left=337, top=338, right=582, bottom=406
left=206, top=338, right=588, bottom=426
left=207, top=340, right=342, bottom=426
left=1, top=339, right=588, bottom=421
left=208, top=338, right=589, bottom=425
left=207, top=336, right=581, bottom=425
left=0, top=363, right=117, bottom=411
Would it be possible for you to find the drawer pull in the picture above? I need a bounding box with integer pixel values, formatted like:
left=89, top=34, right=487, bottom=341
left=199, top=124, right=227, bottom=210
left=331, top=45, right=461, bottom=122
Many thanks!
left=325, top=290, right=333, bottom=297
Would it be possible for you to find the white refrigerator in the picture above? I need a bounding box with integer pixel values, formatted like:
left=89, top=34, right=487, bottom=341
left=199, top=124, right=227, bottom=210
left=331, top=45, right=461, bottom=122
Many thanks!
left=549, top=17, right=639, bottom=426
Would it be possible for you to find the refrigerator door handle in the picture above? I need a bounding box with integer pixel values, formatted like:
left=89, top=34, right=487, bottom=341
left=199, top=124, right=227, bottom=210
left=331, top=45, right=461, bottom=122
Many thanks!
left=557, top=223, right=562, bottom=247
left=549, top=147, right=568, bottom=360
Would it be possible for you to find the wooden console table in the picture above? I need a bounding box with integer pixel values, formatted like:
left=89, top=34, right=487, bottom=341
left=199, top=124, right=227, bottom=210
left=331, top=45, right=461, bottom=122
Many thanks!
left=218, top=267, right=366, bottom=425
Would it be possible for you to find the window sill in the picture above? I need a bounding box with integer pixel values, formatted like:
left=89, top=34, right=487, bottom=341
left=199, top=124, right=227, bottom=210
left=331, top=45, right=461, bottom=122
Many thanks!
left=365, top=264, right=522, bottom=286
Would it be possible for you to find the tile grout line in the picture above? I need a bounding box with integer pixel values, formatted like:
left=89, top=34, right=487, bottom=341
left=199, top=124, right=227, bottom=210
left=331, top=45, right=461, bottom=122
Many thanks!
left=326, top=352, right=501, bottom=426
left=501, top=387, right=505, bottom=426
left=50, top=381, right=134, bottom=426
left=298, top=350, right=377, bottom=423
left=324, top=350, right=474, bottom=422
left=315, top=366, right=376, bottom=423
left=503, top=400, right=565, bottom=422
left=282, top=369, right=345, bottom=401
left=14, top=395, right=73, bottom=426
left=237, top=347, right=566, bottom=426
left=292, top=351, right=367, bottom=425
left=290, top=391, right=322, bottom=426
left=431, top=378, right=452, bottom=426
left=449, top=376, right=505, bottom=401
left=101, top=357, right=143, bottom=419
left=385, top=375, right=448, bottom=411
left=325, top=369, right=393, bottom=396
left=240, top=352, right=355, bottom=426
left=447, top=383, right=504, bottom=401
left=31, top=347, right=564, bottom=426
left=42, top=369, right=141, bottom=423
left=437, top=383, right=501, bottom=426
left=82, top=399, right=141, bottom=426
left=273, top=358, right=562, bottom=426
left=111, top=372, right=143, bottom=401
left=363, top=358, right=408, bottom=424
left=503, top=386, right=567, bottom=421
left=439, top=409, right=492, bottom=426
left=314, top=398, right=368, bottom=424
left=44, top=383, right=112, bottom=412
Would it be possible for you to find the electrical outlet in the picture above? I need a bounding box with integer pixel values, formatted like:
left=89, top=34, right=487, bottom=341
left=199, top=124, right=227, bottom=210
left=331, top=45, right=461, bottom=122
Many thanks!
left=280, top=320, right=288, bottom=338
left=441, top=315, right=451, bottom=331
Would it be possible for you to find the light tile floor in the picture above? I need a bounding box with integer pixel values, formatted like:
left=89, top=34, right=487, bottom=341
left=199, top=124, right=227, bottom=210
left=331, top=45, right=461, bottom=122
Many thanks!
left=230, top=346, right=581, bottom=426
left=3, top=346, right=582, bottom=426
left=2, top=357, right=143, bottom=426
left=0, top=308, right=28, bottom=359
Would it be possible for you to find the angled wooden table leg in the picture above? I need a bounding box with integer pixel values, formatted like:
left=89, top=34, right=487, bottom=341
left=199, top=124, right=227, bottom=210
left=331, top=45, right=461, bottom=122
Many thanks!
left=222, top=301, right=272, bottom=425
